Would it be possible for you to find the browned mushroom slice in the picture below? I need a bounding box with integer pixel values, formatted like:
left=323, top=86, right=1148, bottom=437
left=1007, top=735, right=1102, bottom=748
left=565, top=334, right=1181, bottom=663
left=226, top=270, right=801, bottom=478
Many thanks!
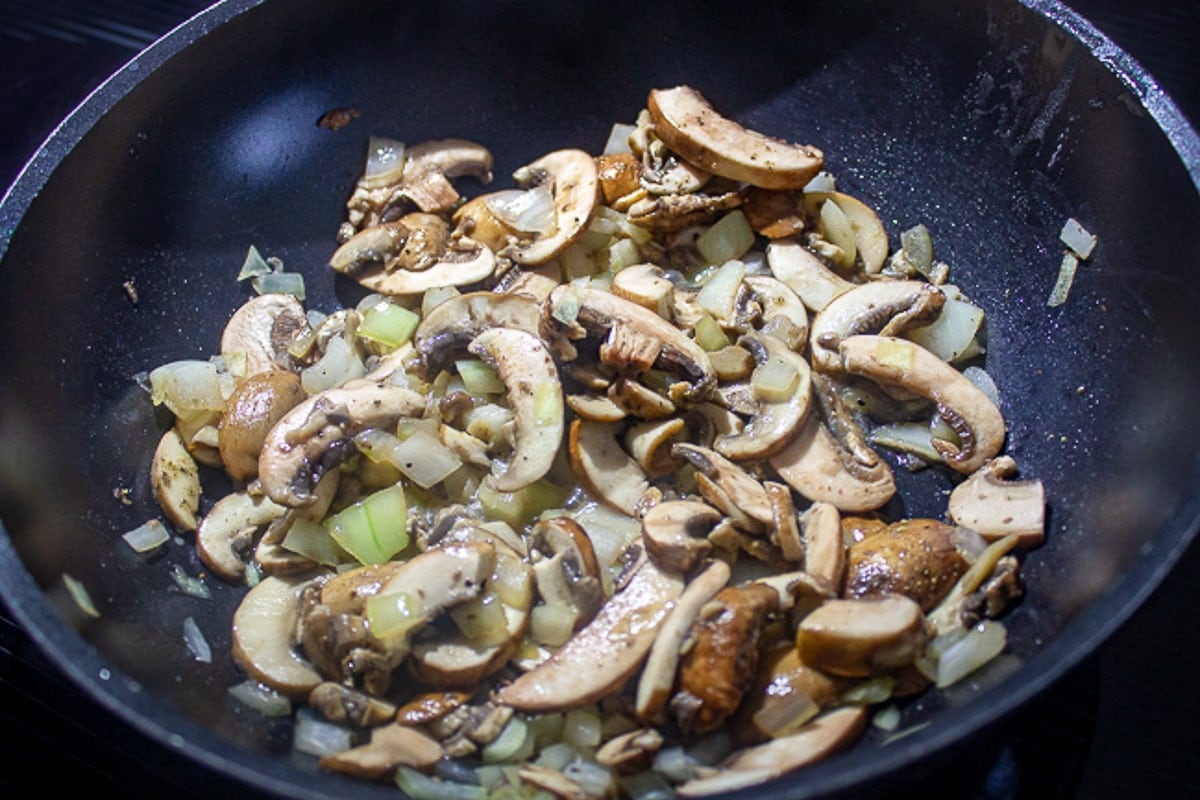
left=765, top=237, right=855, bottom=313
left=528, top=517, right=605, bottom=634
left=232, top=573, right=324, bottom=697
left=150, top=428, right=201, bottom=532
left=344, top=138, right=494, bottom=233
left=507, top=148, right=600, bottom=265
left=496, top=550, right=684, bottom=712
left=412, top=290, right=543, bottom=375
left=672, top=582, right=779, bottom=735
left=611, top=263, right=676, bottom=320
left=800, top=501, right=844, bottom=596
left=565, top=391, right=628, bottom=423
left=196, top=490, right=287, bottom=582
left=640, top=500, right=721, bottom=573
left=838, top=335, right=1005, bottom=474
left=625, top=188, right=745, bottom=233
left=258, top=381, right=426, bottom=507
left=548, top=285, right=715, bottom=404
left=646, top=86, right=824, bottom=190
left=308, top=682, right=397, bottom=727
left=733, top=642, right=852, bottom=744
left=220, top=293, right=309, bottom=380
left=947, top=456, right=1046, bottom=546
left=636, top=559, right=730, bottom=723
left=809, top=280, right=946, bottom=374
left=845, top=518, right=970, bottom=611
left=319, top=723, right=443, bottom=780
left=770, top=410, right=896, bottom=514
left=744, top=274, right=810, bottom=350
left=671, top=443, right=774, bottom=530
left=795, top=595, right=929, bottom=678
left=467, top=327, right=563, bottom=492
left=714, top=332, right=812, bottom=462
left=217, top=369, right=307, bottom=483
left=676, top=707, right=867, bottom=796
left=624, top=417, right=686, bottom=479
left=567, top=418, right=651, bottom=516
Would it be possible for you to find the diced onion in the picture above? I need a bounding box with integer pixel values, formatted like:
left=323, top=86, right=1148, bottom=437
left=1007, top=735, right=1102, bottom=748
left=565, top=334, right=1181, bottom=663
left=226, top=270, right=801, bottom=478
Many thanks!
left=751, top=354, right=801, bottom=403
left=692, top=313, right=731, bottom=352
left=450, top=594, right=511, bottom=648
left=869, top=421, right=941, bottom=462
left=361, top=136, right=406, bottom=188
left=122, top=519, right=169, bottom=553
left=485, top=185, right=556, bottom=235
left=534, top=741, right=579, bottom=771
left=841, top=675, right=894, bottom=705
left=482, top=716, right=535, bottom=764
left=456, top=358, right=506, bottom=395
left=696, top=259, right=746, bottom=324
left=1047, top=251, right=1079, bottom=308
left=962, top=365, right=1001, bottom=408
left=301, top=335, right=365, bottom=394
left=872, top=704, right=902, bottom=732
left=293, top=710, right=355, bottom=757
left=818, top=198, right=857, bottom=269
left=604, top=237, right=643, bottom=272
left=280, top=517, right=347, bottom=566
left=236, top=245, right=273, bottom=281
left=899, top=224, right=934, bottom=278
left=603, top=122, right=636, bottom=155
left=619, top=770, right=675, bottom=800
left=182, top=615, right=212, bottom=663
left=803, top=171, right=837, bottom=193
left=563, top=760, right=616, bottom=798
left=228, top=680, right=293, bottom=717
left=906, top=294, right=985, bottom=363
left=171, top=564, right=212, bottom=599
left=697, top=210, right=755, bottom=266
left=388, top=428, right=463, bottom=489
left=358, top=301, right=419, bottom=350
left=324, top=483, right=409, bottom=565
left=396, top=767, right=487, bottom=800
left=751, top=689, right=819, bottom=739
left=1060, top=217, right=1096, bottom=260
left=62, top=573, right=100, bottom=619
left=365, top=590, right=425, bottom=641
left=652, top=746, right=697, bottom=784
left=932, top=620, right=1007, bottom=688
left=149, top=359, right=227, bottom=420
left=252, top=271, right=306, bottom=300
left=562, top=707, right=602, bottom=748
left=530, top=602, right=578, bottom=647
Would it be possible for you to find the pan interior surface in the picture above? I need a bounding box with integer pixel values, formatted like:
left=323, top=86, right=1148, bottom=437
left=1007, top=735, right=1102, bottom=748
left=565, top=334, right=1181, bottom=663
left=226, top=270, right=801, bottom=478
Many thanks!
left=0, top=0, right=1197, bottom=797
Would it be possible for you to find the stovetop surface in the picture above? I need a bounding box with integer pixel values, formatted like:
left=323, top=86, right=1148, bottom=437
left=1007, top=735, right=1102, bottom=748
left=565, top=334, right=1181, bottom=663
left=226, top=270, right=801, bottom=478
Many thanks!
left=2, top=1, right=1198, bottom=798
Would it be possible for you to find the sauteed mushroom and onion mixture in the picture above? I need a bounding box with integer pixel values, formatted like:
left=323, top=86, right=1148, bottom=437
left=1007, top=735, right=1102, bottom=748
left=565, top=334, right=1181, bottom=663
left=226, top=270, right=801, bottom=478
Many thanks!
left=140, top=86, right=1046, bottom=798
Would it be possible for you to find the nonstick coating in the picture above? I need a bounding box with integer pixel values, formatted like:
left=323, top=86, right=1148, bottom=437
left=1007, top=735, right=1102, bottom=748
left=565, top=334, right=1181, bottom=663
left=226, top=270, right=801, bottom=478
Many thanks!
left=1, top=1, right=1198, bottom=798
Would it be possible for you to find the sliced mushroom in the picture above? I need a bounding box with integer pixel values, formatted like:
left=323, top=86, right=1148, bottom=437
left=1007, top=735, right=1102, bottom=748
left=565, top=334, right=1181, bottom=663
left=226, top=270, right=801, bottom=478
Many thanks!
left=496, top=550, right=685, bottom=712
left=624, top=417, right=686, bottom=478
left=795, top=595, right=929, bottom=678
left=764, top=481, right=804, bottom=562
left=765, top=238, right=854, bottom=313
left=220, top=293, right=309, bottom=380
left=217, top=369, right=307, bottom=483
left=676, top=707, right=866, bottom=797
left=672, top=582, right=779, bottom=735
left=947, top=456, right=1045, bottom=546
left=611, top=263, right=676, bottom=320
left=528, top=517, right=605, bottom=632
left=607, top=377, right=676, bottom=420
left=338, top=234, right=496, bottom=297
left=744, top=274, right=810, bottom=350
left=838, top=335, right=1005, bottom=474
left=548, top=285, right=715, bottom=404
left=258, top=381, right=426, bottom=507
left=467, top=327, right=563, bottom=492
left=844, top=518, right=969, bottom=611
left=646, top=86, right=824, bottom=190
left=396, top=690, right=471, bottom=726
left=345, top=138, right=494, bottom=232
left=595, top=727, right=665, bottom=775
left=635, top=559, right=730, bottom=723
left=566, top=392, right=628, bottom=423
left=714, top=333, right=812, bottom=462
left=770, top=409, right=896, bottom=514
left=196, top=490, right=288, bottom=582
left=567, top=419, right=650, bottom=516
left=803, top=192, right=890, bottom=274
left=671, top=443, right=774, bottom=530
left=232, top=573, right=324, bottom=696
left=809, top=280, right=946, bottom=373
left=596, top=152, right=643, bottom=205
left=733, top=642, right=852, bottom=744
left=308, top=682, right=398, bottom=727
left=319, top=723, right=443, bottom=780
left=412, top=290, right=543, bottom=375
left=150, top=428, right=201, bottom=532
left=409, top=534, right=534, bottom=688
left=495, top=263, right=562, bottom=303
left=800, top=501, right=844, bottom=596
left=625, top=188, right=745, bottom=233
left=507, top=149, right=599, bottom=265
left=640, top=500, right=722, bottom=573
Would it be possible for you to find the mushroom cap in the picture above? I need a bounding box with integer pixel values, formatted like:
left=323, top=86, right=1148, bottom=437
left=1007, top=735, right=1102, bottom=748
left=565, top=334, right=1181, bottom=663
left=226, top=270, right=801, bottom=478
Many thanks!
left=507, top=148, right=599, bottom=265
left=220, top=293, right=308, bottom=379
left=231, top=573, right=324, bottom=697
left=413, top=290, right=543, bottom=375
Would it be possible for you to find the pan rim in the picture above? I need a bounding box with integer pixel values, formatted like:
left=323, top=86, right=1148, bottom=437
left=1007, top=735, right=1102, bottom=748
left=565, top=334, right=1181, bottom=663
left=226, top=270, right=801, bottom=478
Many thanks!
left=1, top=0, right=1198, bottom=797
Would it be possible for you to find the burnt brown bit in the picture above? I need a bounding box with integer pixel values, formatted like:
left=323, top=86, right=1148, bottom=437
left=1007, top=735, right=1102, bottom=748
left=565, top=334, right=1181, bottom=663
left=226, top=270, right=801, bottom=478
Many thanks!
left=844, top=518, right=968, bottom=611
left=317, top=107, right=362, bottom=131
left=595, top=152, right=643, bottom=204
left=672, top=583, right=780, bottom=735
left=396, top=690, right=473, bottom=726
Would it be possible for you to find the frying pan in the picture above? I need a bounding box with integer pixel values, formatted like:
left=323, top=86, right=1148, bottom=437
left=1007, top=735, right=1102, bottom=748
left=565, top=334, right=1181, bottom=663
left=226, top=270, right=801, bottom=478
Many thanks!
left=1, top=0, right=1197, bottom=798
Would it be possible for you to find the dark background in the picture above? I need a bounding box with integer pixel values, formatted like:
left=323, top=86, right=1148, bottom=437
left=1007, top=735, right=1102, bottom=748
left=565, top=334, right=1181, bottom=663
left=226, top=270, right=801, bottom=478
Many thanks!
left=1, top=1, right=1198, bottom=798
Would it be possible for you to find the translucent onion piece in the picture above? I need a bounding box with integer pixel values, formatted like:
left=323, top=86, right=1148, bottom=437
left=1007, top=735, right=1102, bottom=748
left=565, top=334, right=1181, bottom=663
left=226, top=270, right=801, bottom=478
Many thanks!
left=872, top=704, right=902, bottom=732
left=228, top=680, right=293, bottom=717
left=171, top=564, right=212, bottom=599
left=362, top=136, right=406, bottom=187
left=293, top=710, right=355, bottom=757
left=122, top=519, right=169, bottom=553
left=280, top=517, right=346, bottom=566
left=183, top=615, right=212, bottom=663
left=1059, top=217, right=1096, bottom=260
left=324, top=483, right=409, bottom=565
left=251, top=271, right=306, bottom=300
left=563, top=760, right=617, bottom=797
left=751, top=352, right=801, bottom=403
left=396, top=767, right=487, bottom=800
left=149, top=359, right=226, bottom=419
left=603, top=122, right=637, bottom=155
left=906, top=294, right=985, bottom=363
left=933, top=620, right=1007, bottom=687
left=62, top=573, right=100, bottom=618
left=301, top=335, right=365, bottom=394
left=696, top=259, right=746, bottom=324
left=482, top=716, right=535, bottom=764
left=803, top=171, right=837, bottom=193
left=869, top=421, right=941, bottom=462
left=697, top=210, right=755, bottom=266
left=818, top=198, right=856, bottom=269
left=1047, top=252, right=1079, bottom=308
left=962, top=365, right=1001, bottom=408
left=486, top=184, right=557, bottom=235
left=562, top=708, right=603, bottom=748
left=236, top=244, right=272, bottom=281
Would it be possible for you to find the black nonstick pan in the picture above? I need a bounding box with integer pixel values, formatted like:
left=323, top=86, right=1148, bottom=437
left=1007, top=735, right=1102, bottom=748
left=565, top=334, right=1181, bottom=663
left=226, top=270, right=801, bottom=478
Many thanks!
left=1, top=1, right=1198, bottom=798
